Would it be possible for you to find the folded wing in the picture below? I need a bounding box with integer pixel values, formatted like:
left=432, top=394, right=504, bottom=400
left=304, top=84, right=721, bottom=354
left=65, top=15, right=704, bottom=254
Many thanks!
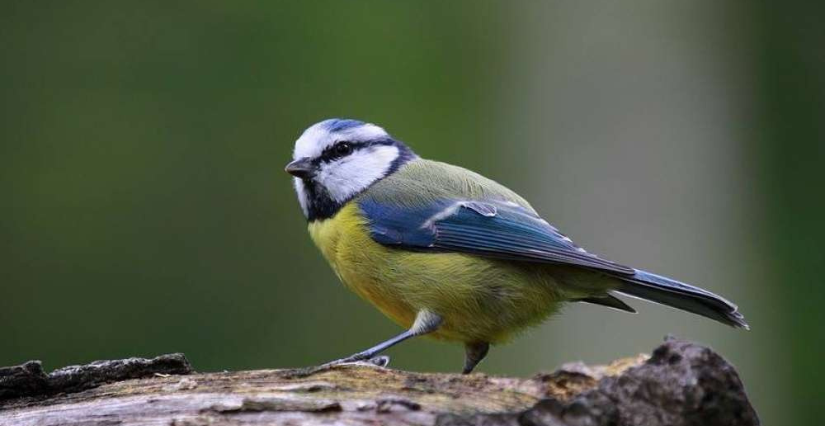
left=359, top=198, right=635, bottom=275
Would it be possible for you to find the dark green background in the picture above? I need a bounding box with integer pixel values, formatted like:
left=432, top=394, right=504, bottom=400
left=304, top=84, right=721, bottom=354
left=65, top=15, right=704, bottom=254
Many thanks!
left=1, top=2, right=822, bottom=425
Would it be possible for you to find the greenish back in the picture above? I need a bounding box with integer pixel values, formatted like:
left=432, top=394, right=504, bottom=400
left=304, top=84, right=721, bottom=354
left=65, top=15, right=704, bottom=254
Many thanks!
left=360, top=159, right=537, bottom=213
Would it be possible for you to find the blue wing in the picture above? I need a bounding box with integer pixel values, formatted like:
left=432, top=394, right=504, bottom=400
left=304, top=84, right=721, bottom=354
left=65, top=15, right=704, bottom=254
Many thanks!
left=359, top=198, right=635, bottom=275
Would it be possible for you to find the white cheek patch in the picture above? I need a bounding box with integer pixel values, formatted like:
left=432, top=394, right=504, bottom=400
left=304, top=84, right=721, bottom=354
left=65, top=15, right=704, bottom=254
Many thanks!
left=317, top=145, right=400, bottom=202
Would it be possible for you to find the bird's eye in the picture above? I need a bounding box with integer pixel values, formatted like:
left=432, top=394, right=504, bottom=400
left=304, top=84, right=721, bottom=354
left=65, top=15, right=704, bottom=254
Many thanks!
left=334, top=142, right=354, bottom=157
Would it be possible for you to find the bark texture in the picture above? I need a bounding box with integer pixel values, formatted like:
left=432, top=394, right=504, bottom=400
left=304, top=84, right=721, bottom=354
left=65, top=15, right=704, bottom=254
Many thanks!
left=0, top=338, right=758, bottom=426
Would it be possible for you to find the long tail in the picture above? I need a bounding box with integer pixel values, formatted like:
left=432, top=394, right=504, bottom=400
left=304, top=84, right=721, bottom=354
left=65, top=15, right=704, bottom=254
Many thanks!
left=612, top=269, right=748, bottom=329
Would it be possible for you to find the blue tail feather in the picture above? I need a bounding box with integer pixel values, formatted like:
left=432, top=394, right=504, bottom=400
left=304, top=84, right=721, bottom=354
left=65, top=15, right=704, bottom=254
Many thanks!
left=614, top=269, right=748, bottom=329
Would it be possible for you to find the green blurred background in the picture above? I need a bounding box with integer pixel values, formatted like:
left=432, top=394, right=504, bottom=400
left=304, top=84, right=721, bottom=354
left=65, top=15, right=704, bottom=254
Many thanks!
left=1, top=2, right=822, bottom=424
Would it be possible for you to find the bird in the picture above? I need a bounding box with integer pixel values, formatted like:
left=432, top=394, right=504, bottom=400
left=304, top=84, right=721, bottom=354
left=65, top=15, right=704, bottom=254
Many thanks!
left=285, top=118, right=747, bottom=374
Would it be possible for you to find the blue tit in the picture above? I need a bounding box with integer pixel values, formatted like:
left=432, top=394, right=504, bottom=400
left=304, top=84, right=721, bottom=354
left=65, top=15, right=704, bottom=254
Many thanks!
left=285, top=118, right=747, bottom=374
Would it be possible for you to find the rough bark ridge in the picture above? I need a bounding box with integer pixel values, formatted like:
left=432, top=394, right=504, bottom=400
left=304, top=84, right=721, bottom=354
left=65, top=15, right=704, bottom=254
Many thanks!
left=0, top=338, right=758, bottom=426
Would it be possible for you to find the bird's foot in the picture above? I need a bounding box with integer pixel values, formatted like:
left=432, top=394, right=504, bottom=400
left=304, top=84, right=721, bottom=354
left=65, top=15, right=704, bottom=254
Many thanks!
left=285, top=355, right=391, bottom=379
left=323, top=354, right=390, bottom=369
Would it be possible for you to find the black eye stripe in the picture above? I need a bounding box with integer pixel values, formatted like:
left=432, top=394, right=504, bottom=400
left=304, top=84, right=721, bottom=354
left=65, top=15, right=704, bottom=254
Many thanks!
left=319, top=141, right=361, bottom=162
left=317, top=139, right=399, bottom=164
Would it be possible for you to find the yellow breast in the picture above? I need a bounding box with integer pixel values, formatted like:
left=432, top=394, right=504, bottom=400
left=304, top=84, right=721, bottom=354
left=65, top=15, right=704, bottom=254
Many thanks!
left=308, top=203, right=418, bottom=329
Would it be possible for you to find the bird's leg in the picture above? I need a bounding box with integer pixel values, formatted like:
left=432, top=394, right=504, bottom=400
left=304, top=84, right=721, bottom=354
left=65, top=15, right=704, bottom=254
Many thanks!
left=462, top=341, right=490, bottom=374
left=325, top=310, right=442, bottom=366
left=293, top=310, right=442, bottom=377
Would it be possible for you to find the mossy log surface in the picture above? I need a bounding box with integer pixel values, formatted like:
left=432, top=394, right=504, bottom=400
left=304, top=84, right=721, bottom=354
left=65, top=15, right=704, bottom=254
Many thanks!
left=0, top=338, right=758, bottom=426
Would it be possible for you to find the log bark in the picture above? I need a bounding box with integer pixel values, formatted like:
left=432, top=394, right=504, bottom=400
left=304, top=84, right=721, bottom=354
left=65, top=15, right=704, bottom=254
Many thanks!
left=0, top=337, right=758, bottom=426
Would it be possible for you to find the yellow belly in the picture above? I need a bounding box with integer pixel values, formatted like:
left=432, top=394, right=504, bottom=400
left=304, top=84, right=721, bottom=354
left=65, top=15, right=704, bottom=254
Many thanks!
left=308, top=203, right=566, bottom=344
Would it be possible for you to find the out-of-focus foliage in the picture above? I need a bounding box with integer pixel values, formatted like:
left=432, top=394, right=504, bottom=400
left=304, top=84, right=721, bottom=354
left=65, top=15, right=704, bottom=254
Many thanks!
left=1, top=2, right=821, bottom=425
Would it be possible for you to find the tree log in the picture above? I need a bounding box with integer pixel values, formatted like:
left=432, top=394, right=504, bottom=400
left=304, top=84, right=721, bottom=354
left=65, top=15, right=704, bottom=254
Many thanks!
left=0, top=337, right=758, bottom=426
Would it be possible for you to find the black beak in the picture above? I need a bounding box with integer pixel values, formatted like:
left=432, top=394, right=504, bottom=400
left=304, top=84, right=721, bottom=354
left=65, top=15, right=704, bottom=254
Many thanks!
left=285, top=157, right=314, bottom=178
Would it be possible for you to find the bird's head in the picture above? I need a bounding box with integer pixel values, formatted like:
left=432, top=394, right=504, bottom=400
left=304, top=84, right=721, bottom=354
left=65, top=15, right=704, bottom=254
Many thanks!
left=286, top=119, right=416, bottom=221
